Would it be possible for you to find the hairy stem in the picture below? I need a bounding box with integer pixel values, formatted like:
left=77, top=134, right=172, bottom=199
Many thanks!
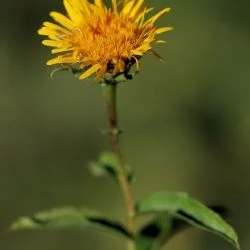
left=103, top=83, right=135, bottom=250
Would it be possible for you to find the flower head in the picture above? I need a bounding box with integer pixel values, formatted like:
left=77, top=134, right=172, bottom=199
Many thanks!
left=38, top=0, right=172, bottom=80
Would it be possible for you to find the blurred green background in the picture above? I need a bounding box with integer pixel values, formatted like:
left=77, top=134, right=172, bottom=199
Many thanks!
left=1, top=0, right=250, bottom=249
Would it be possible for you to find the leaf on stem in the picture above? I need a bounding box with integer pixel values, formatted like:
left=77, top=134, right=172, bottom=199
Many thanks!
left=136, top=191, right=240, bottom=250
left=135, top=206, right=229, bottom=250
left=10, top=207, right=131, bottom=239
left=88, top=151, right=134, bottom=183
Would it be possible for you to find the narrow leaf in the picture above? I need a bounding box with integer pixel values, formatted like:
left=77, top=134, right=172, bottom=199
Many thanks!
left=10, top=207, right=131, bottom=239
left=136, top=206, right=229, bottom=250
left=136, top=192, right=240, bottom=250
left=88, top=151, right=134, bottom=183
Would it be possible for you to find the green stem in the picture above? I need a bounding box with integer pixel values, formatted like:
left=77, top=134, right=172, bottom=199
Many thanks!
left=102, top=83, right=135, bottom=250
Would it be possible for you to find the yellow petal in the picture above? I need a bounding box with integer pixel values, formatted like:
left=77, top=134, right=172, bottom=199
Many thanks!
left=129, top=0, right=144, bottom=18
left=79, top=64, right=100, bottom=79
left=38, top=27, right=65, bottom=41
left=43, top=21, right=70, bottom=33
left=47, top=56, right=74, bottom=65
left=131, top=49, right=143, bottom=56
left=156, top=27, right=173, bottom=34
left=145, top=7, right=171, bottom=25
left=133, top=43, right=152, bottom=53
left=52, top=48, right=73, bottom=54
left=111, top=0, right=117, bottom=13
left=135, top=7, right=153, bottom=23
left=42, top=40, right=61, bottom=47
left=63, top=0, right=82, bottom=24
left=71, top=0, right=90, bottom=14
left=50, top=11, right=75, bottom=30
left=78, top=0, right=91, bottom=15
left=155, top=40, right=167, bottom=44
left=96, top=64, right=107, bottom=79
left=122, top=0, right=135, bottom=15
left=38, top=27, right=55, bottom=36
left=94, top=0, right=103, bottom=7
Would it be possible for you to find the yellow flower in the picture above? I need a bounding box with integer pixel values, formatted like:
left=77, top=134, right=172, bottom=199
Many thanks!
left=38, top=0, right=172, bottom=80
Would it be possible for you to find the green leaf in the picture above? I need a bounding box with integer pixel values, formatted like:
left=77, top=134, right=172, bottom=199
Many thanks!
left=136, top=206, right=229, bottom=250
left=88, top=151, right=134, bottom=183
left=10, top=207, right=131, bottom=239
left=136, top=192, right=240, bottom=250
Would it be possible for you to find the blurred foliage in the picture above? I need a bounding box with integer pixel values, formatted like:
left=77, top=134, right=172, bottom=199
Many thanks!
left=1, top=0, right=250, bottom=250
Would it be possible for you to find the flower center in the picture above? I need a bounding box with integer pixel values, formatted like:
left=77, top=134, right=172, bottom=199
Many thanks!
left=69, top=12, right=151, bottom=67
